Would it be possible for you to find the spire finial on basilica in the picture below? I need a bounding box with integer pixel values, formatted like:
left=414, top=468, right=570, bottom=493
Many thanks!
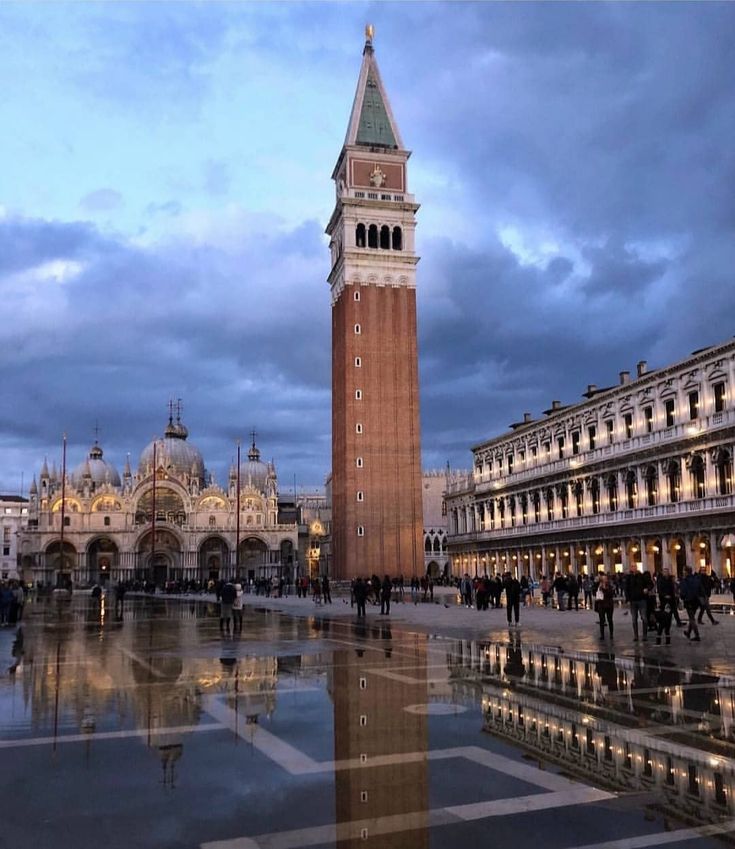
left=248, top=429, right=260, bottom=462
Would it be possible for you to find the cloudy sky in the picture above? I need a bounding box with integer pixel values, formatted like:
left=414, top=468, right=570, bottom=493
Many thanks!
left=1, top=2, right=734, bottom=494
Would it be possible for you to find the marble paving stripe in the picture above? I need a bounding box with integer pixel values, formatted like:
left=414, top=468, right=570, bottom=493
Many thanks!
left=202, top=696, right=322, bottom=775
left=450, top=745, right=583, bottom=792
left=200, top=787, right=614, bottom=849
left=567, top=817, right=735, bottom=849
left=447, top=786, right=614, bottom=820
left=0, top=723, right=223, bottom=749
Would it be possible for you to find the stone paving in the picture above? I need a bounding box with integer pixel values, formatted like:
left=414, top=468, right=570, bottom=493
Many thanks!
left=1, top=591, right=734, bottom=849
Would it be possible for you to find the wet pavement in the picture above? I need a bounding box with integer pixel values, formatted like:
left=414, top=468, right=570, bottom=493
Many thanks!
left=1, top=593, right=735, bottom=848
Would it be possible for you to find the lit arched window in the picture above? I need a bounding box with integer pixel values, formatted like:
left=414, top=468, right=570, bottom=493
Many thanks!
left=690, top=454, right=706, bottom=499
left=666, top=460, right=681, bottom=502
left=644, top=465, right=658, bottom=506
left=716, top=449, right=733, bottom=495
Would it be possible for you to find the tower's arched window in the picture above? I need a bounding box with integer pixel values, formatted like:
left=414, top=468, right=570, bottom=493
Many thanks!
left=380, top=225, right=390, bottom=249
left=392, top=226, right=403, bottom=250
left=355, top=223, right=366, bottom=248
left=368, top=224, right=378, bottom=249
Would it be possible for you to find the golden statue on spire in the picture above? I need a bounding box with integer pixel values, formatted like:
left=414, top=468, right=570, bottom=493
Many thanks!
left=365, top=23, right=374, bottom=42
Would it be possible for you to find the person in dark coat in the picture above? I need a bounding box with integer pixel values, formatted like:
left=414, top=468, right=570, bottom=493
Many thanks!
left=354, top=577, right=368, bottom=617
left=322, top=575, right=332, bottom=605
left=596, top=574, right=615, bottom=639
left=624, top=565, right=652, bottom=641
left=380, top=575, right=392, bottom=615
left=697, top=568, right=719, bottom=625
left=504, top=572, right=521, bottom=626
left=679, top=568, right=702, bottom=641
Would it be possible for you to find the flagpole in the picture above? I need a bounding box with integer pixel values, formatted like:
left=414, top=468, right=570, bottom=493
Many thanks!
left=151, top=439, right=157, bottom=585
left=235, top=440, right=241, bottom=579
left=59, top=433, right=67, bottom=587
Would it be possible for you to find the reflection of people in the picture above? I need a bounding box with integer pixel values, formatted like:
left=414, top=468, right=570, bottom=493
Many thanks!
left=504, top=632, right=525, bottom=678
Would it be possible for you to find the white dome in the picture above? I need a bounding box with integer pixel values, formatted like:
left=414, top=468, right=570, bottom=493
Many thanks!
left=139, top=415, right=205, bottom=481
left=72, top=443, right=121, bottom=488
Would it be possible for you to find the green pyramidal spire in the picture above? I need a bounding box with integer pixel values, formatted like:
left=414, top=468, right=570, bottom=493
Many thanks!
left=356, top=72, right=397, bottom=147
left=343, top=27, right=403, bottom=150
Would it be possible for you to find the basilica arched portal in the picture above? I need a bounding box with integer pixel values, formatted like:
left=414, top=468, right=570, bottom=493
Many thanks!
left=137, top=529, right=182, bottom=585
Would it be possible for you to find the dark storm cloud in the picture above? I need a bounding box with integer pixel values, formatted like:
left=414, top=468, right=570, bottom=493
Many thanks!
left=0, top=212, right=330, bottom=488
left=2, top=2, right=735, bottom=490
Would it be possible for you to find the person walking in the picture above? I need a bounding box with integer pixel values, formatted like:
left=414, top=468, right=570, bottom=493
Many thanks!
left=322, top=574, right=332, bottom=605
left=697, top=568, right=719, bottom=625
left=679, top=567, right=702, bottom=641
left=232, top=582, right=244, bottom=633
left=655, top=568, right=678, bottom=643
left=460, top=574, right=473, bottom=608
left=624, top=564, right=651, bottom=641
left=220, top=579, right=236, bottom=634
left=595, top=574, right=615, bottom=640
left=380, top=575, right=392, bottom=615
left=354, top=577, right=368, bottom=617
left=582, top=574, right=593, bottom=610
left=567, top=573, right=580, bottom=611
left=540, top=576, right=550, bottom=607
left=504, top=572, right=521, bottom=627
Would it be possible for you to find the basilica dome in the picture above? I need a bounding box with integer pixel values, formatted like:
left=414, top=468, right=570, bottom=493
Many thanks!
left=72, top=442, right=121, bottom=488
left=139, top=415, right=206, bottom=481
left=239, top=439, right=271, bottom=492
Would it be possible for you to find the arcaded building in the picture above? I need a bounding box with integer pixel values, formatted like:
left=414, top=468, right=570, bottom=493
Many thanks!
left=327, top=27, right=424, bottom=580
left=445, top=339, right=735, bottom=579
left=19, top=408, right=298, bottom=587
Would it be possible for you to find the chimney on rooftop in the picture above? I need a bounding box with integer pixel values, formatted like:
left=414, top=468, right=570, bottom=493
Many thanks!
left=551, top=400, right=561, bottom=410
left=620, top=371, right=630, bottom=385
left=637, top=360, right=648, bottom=377
left=587, top=384, right=597, bottom=395
left=523, top=412, right=532, bottom=423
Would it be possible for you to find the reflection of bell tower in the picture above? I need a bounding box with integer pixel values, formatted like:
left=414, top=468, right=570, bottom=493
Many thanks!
left=331, top=634, right=429, bottom=848
left=327, top=25, right=423, bottom=580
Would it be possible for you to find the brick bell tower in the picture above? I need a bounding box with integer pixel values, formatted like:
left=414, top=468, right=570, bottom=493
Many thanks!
left=327, top=25, right=423, bottom=581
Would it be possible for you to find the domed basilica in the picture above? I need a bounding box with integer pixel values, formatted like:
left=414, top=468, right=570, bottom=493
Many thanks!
left=20, top=406, right=298, bottom=587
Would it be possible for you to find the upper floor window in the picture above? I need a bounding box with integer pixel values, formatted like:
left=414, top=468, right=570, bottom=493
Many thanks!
left=690, top=454, right=706, bottom=499
left=716, top=449, right=732, bottom=495
left=625, top=470, right=637, bottom=509
left=666, top=460, right=681, bottom=503
left=368, top=224, right=378, bottom=249
left=356, top=223, right=366, bottom=248
left=354, top=323, right=361, bottom=335
left=354, top=356, right=361, bottom=367
left=355, top=389, right=362, bottom=400
left=644, top=465, right=658, bottom=506
left=605, top=419, right=614, bottom=444
left=664, top=398, right=675, bottom=427
left=354, top=290, right=361, bottom=302
left=392, top=226, right=403, bottom=250
left=688, top=390, right=699, bottom=421
left=714, top=381, right=726, bottom=413
left=623, top=413, right=633, bottom=439
left=557, top=437, right=565, bottom=459
left=571, top=431, right=580, bottom=455
left=380, top=225, right=390, bottom=250
left=104, top=516, right=111, bottom=527
left=588, top=425, right=596, bottom=450
left=643, top=406, right=653, bottom=433
left=356, top=457, right=364, bottom=468
left=507, top=455, right=514, bottom=475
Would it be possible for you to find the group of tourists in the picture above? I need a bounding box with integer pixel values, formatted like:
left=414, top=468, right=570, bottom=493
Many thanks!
left=594, top=563, right=720, bottom=644
left=0, top=581, right=25, bottom=626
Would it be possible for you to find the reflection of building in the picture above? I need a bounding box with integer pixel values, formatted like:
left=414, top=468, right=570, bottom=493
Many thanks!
left=448, top=638, right=735, bottom=825
left=1, top=494, right=28, bottom=579
left=328, top=28, right=424, bottom=580
left=20, top=408, right=298, bottom=586
left=331, top=632, right=429, bottom=848
left=446, top=340, right=735, bottom=579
